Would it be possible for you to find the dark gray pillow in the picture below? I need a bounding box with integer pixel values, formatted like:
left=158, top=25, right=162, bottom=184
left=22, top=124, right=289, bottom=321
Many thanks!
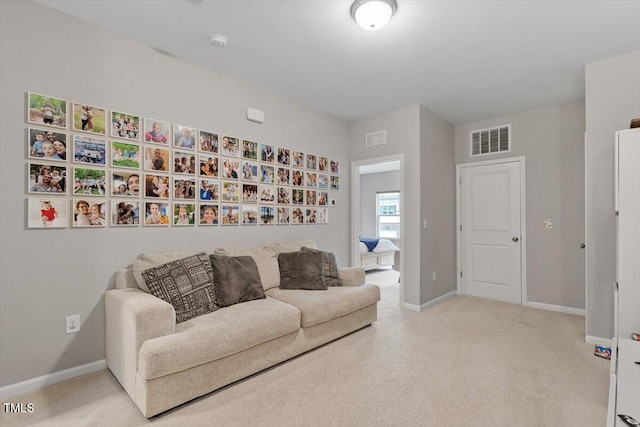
left=278, top=251, right=327, bottom=290
left=209, top=255, right=266, bottom=307
left=301, top=247, right=342, bottom=286
left=142, top=252, right=218, bottom=323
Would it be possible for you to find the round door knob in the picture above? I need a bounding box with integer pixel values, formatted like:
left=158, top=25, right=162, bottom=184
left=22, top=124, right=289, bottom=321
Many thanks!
left=512, top=237, right=519, bottom=242
left=580, top=243, right=586, bottom=249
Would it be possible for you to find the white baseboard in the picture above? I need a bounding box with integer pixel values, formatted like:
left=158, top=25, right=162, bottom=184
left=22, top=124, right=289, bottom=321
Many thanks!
left=525, top=301, right=586, bottom=316
left=0, top=359, right=106, bottom=400
left=585, top=335, right=612, bottom=347
left=401, top=291, right=457, bottom=312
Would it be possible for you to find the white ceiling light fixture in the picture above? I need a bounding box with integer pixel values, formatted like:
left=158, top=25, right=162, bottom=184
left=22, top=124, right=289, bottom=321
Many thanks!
left=350, top=0, right=397, bottom=31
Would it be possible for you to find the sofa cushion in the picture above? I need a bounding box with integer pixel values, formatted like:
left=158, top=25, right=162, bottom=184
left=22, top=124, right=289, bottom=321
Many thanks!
left=214, top=245, right=280, bottom=291
left=133, top=251, right=198, bottom=292
left=301, top=247, right=342, bottom=287
left=138, top=297, right=301, bottom=380
left=209, top=255, right=266, bottom=306
left=141, top=252, right=218, bottom=323
left=269, top=240, right=318, bottom=254
left=266, top=284, right=380, bottom=328
left=278, top=251, right=327, bottom=290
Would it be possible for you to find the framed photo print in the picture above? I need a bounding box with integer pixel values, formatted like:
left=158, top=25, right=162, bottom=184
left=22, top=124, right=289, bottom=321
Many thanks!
left=305, top=172, right=317, bottom=188
left=306, top=154, right=317, bottom=170
left=173, top=124, right=196, bottom=149
left=27, top=128, right=67, bottom=162
left=259, top=184, right=276, bottom=204
left=242, top=161, right=258, bottom=182
left=318, top=173, right=329, bottom=190
left=72, top=102, right=106, bottom=135
left=260, top=143, right=274, bottom=163
left=306, top=208, right=318, bottom=224
left=72, top=198, right=106, bottom=227
left=111, top=171, right=140, bottom=197
left=291, top=207, right=304, bottom=224
left=27, top=92, right=67, bottom=129
left=221, top=159, right=240, bottom=180
left=199, top=155, right=219, bottom=177
left=27, top=197, right=67, bottom=229
left=318, top=207, right=329, bottom=224
left=111, top=200, right=140, bottom=226
left=292, top=188, right=304, bottom=205
left=318, top=156, right=329, bottom=172
left=260, top=206, right=275, bottom=225
left=73, top=167, right=106, bottom=196
left=221, top=136, right=239, bottom=157
left=276, top=167, right=290, bottom=185
left=306, top=189, right=317, bottom=206
left=241, top=140, right=258, bottom=160
left=260, top=164, right=274, bottom=184
left=199, top=204, right=219, bottom=226
left=242, top=183, right=258, bottom=203
left=241, top=205, right=258, bottom=225
left=276, top=207, right=290, bottom=225
left=292, top=151, right=305, bottom=168
left=199, top=130, right=218, bottom=154
left=318, top=191, right=329, bottom=206
left=73, top=134, right=106, bottom=166
left=277, top=148, right=290, bottom=166
left=330, top=176, right=340, bottom=190
left=199, top=179, right=219, bottom=202
left=143, top=146, right=170, bottom=172
left=173, top=203, right=195, bottom=226
left=173, top=177, right=196, bottom=200
left=291, top=170, right=303, bottom=187
left=111, top=111, right=140, bottom=140
left=277, top=186, right=290, bottom=204
left=144, top=173, right=170, bottom=198
left=173, top=151, right=196, bottom=175
left=330, top=159, right=340, bottom=174
left=111, top=141, right=140, bottom=169
left=221, top=204, right=239, bottom=225
left=221, top=181, right=240, bottom=203
left=143, top=118, right=171, bottom=145
left=28, top=163, right=67, bottom=194
left=143, top=201, right=170, bottom=226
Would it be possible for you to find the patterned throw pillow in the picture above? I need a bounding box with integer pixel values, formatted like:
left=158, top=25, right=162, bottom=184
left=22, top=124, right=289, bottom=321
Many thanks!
left=142, top=252, right=218, bottom=323
left=301, top=247, right=342, bottom=286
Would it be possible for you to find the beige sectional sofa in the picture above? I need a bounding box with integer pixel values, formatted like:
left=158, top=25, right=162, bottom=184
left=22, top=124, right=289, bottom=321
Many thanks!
left=105, top=241, right=380, bottom=418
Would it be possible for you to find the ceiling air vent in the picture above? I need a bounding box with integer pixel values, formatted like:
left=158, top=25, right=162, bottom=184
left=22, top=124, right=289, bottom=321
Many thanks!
left=365, top=130, right=387, bottom=148
left=471, top=125, right=510, bottom=156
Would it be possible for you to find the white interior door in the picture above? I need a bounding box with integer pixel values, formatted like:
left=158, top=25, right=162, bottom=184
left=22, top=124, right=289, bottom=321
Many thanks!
left=460, top=160, right=523, bottom=304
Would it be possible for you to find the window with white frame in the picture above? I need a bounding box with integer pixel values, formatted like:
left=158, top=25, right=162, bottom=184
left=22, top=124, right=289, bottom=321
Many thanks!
left=376, top=191, right=400, bottom=239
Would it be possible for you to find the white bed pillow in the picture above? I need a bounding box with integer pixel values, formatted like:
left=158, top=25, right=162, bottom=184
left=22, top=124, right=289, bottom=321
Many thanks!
left=373, top=239, right=399, bottom=252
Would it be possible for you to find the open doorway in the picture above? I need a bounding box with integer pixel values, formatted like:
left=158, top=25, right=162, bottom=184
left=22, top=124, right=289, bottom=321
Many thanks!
left=351, top=155, right=404, bottom=304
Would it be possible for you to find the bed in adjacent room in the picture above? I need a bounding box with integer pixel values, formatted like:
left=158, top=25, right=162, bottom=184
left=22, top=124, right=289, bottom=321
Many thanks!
left=359, top=238, right=400, bottom=271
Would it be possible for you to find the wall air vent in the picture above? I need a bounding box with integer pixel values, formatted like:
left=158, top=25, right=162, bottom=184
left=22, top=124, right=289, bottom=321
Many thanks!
left=365, top=130, right=387, bottom=148
left=471, top=125, right=510, bottom=156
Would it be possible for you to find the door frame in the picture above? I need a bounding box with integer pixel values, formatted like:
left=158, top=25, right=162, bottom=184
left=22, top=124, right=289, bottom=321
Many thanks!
left=351, top=154, right=405, bottom=305
left=456, top=156, right=528, bottom=305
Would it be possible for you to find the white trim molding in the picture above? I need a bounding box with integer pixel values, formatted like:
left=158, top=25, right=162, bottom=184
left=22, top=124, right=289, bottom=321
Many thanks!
left=401, top=290, right=457, bottom=312
left=525, top=301, right=585, bottom=316
left=0, top=359, right=106, bottom=400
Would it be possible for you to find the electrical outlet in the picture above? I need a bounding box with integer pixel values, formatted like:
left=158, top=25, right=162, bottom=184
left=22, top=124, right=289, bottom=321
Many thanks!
left=65, top=314, right=80, bottom=335
left=423, top=218, right=428, bottom=229
left=432, top=271, right=437, bottom=282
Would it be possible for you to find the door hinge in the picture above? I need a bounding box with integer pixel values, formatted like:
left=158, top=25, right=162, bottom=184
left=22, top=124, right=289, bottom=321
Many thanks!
left=460, top=271, right=463, bottom=278
left=459, top=225, right=462, bottom=231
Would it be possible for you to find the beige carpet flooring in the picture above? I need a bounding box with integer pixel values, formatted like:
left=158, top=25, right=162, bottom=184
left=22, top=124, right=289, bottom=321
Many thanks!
left=1, top=271, right=609, bottom=427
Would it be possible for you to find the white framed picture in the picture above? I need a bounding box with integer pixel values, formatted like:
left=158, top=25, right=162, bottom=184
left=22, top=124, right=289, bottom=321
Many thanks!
left=27, top=197, right=67, bottom=228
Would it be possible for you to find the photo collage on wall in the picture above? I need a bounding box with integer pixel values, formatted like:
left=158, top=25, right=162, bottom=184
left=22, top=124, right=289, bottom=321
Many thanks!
left=25, top=92, right=339, bottom=229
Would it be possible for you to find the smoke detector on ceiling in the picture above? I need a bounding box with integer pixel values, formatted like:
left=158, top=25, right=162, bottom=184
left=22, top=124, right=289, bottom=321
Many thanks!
left=210, top=34, right=228, bottom=48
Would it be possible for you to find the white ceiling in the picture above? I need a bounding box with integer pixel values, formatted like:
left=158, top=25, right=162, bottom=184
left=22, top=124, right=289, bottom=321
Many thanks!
left=35, top=0, right=640, bottom=125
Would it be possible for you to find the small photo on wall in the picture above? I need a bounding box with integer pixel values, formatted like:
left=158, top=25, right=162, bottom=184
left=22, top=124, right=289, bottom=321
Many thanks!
left=28, top=163, right=67, bottom=194
left=221, top=204, right=239, bottom=225
left=73, top=134, right=106, bottom=166
left=306, top=189, right=317, bottom=206
left=143, top=118, right=171, bottom=145
left=242, top=183, right=258, bottom=203
left=144, top=173, right=170, bottom=198
left=72, top=198, right=106, bottom=227
left=241, top=205, right=258, bottom=225
left=72, top=103, right=106, bottom=135
left=27, top=197, right=67, bottom=229
left=306, top=154, right=317, bottom=170
left=111, top=141, right=140, bottom=169
left=276, top=207, right=290, bottom=225
left=276, top=167, right=290, bottom=185
left=143, top=201, right=170, bottom=226
left=318, top=173, right=329, bottom=190
left=221, top=159, right=240, bottom=180
left=305, top=172, right=317, bottom=188
left=241, top=161, right=258, bottom=182
left=260, top=143, right=274, bottom=163
left=260, top=206, right=275, bottom=225
left=330, top=175, right=340, bottom=190
left=199, top=179, right=219, bottom=201
left=291, top=207, right=304, bottom=224
left=221, top=136, right=239, bottom=157
left=330, top=159, right=340, bottom=174
left=318, top=156, right=329, bottom=172
left=306, top=208, right=318, bottom=224
left=260, top=164, right=274, bottom=184
left=318, top=207, right=329, bottom=224
left=318, top=191, right=329, bottom=206
left=111, top=111, right=140, bottom=140
left=27, top=92, right=67, bottom=129
left=277, top=186, right=290, bottom=204
left=199, top=130, right=218, bottom=154
left=173, top=177, right=196, bottom=200
left=199, top=204, right=219, bottom=226
left=259, top=184, right=276, bottom=204
left=199, top=155, right=219, bottom=177
left=173, top=125, right=196, bottom=149
left=241, top=140, right=258, bottom=160
left=174, top=151, right=196, bottom=175
left=73, top=167, right=106, bottom=196
left=277, top=148, right=290, bottom=166
left=292, top=151, right=304, bottom=168
left=111, top=171, right=140, bottom=197
left=143, top=146, right=170, bottom=172
left=291, top=188, right=304, bottom=205
left=221, top=181, right=240, bottom=203
left=27, top=128, right=67, bottom=162
left=173, top=203, right=195, bottom=226
left=111, top=200, right=140, bottom=226
left=291, top=170, right=303, bottom=187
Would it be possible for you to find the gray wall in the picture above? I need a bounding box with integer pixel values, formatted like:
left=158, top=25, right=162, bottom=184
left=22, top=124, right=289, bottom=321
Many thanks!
left=0, top=1, right=351, bottom=387
left=585, top=51, right=640, bottom=340
left=359, top=171, right=400, bottom=239
left=455, top=100, right=586, bottom=309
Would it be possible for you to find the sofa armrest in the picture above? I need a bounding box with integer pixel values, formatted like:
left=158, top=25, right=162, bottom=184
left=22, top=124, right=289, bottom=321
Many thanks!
left=105, top=289, right=175, bottom=401
left=338, top=267, right=365, bottom=287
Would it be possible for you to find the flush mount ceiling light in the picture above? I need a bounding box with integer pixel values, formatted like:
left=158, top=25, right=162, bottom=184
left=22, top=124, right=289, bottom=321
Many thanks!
left=350, top=0, right=397, bottom=31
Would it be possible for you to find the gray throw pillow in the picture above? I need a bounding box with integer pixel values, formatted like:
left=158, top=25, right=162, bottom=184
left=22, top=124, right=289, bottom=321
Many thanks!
left=301, top=247, right=342, bottom=286
left=209, top=255, right=266, bottom=307
left=278, top=250, right=327, bottom=290
left=142, top=252, right=218, bottom=323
